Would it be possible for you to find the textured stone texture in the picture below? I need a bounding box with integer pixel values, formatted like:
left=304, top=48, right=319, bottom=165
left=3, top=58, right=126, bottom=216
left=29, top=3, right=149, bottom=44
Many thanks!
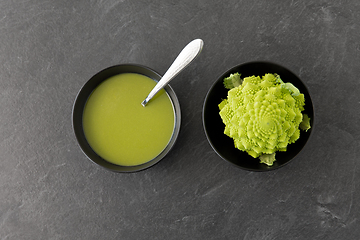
left=1, top=0, right=360, bottom=239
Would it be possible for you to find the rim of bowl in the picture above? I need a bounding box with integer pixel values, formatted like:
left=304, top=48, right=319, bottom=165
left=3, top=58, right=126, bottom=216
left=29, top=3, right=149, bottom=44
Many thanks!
left=202, top=61, right=315, bottom=171
left=72, top=64, right=181, bottom=173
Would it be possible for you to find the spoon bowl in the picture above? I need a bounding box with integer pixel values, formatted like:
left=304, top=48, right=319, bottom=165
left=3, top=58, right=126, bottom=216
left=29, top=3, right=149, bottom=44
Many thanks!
left=73, top=64, right=181, bottom=172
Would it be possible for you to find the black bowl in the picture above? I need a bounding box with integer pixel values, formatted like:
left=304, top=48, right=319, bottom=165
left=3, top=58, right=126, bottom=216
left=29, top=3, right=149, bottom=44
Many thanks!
left=72, top=64, right=181, bottom=173
left=202, top=61, right=314, bottom=171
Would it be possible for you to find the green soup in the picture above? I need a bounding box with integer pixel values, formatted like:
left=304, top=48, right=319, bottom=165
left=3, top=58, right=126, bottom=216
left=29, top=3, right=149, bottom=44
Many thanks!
left=83, top=73, right=175, bottom=166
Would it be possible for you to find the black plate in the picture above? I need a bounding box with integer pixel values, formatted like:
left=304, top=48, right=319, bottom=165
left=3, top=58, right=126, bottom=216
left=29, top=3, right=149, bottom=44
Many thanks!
left=202, top=61, right=314, bottom=171
left=72, top=64, right=181, bottom=173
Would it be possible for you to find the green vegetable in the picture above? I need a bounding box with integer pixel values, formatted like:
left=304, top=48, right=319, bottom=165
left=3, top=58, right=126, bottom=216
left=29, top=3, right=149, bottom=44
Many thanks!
left=299, top=114, right=311, bottom=132
left=259, top=153, right=276, bottom=166
left=219, top=73, right=310, bottom=166
left=223, top=73, right=243, bottom=89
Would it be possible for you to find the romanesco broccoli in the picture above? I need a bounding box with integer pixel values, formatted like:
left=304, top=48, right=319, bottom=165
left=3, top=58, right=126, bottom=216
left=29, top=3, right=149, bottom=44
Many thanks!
left=219, top=73, right=310, bottom=166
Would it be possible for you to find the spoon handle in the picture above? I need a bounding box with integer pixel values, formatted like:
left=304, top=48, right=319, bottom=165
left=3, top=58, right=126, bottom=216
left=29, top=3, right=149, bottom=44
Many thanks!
left=141, top=39, right=204, bottom=106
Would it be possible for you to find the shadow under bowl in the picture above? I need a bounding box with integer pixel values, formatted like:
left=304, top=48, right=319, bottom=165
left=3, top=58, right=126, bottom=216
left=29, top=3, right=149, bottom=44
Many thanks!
left=202, top=61, right=314, bottom=171
left=72, top=64, right=181, bottom=173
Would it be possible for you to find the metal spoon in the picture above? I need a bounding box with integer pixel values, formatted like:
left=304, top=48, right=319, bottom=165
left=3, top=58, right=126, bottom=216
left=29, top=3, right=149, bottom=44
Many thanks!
left=141, top=39, right=204, bottom=107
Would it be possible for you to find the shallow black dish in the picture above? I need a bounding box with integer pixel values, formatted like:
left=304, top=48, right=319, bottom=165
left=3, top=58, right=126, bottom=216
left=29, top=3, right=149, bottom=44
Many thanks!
left=72, top=64, right=181, bottom=173
left=202, top=61, right=314, bottom=171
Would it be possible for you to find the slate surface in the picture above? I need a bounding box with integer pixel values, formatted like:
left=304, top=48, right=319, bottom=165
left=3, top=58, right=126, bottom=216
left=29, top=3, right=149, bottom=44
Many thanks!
left=1, top=0, right=360, bottom=239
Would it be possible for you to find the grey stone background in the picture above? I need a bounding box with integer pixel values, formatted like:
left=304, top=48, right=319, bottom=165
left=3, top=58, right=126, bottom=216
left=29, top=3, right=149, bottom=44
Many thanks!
left=1, top=0, right=359, bottom=239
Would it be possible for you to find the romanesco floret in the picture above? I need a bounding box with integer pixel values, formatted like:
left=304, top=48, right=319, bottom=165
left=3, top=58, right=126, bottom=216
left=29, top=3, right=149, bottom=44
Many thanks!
left=223, top=73, right=243, bottom=89
left=219, top=73, right=309, bottom=166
